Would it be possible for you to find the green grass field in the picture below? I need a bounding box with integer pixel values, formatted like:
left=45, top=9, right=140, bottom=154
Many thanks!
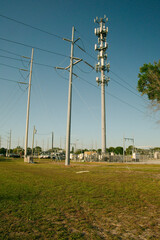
left=0, top=158, right=160, bottom=239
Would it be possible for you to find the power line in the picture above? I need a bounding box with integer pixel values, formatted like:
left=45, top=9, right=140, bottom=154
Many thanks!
left=73, top=42, right=148, bottom=104
left=0, top=45, right=148, bottom=115
left=0, top=14, right=63, bottom=40
left=0, top=37, right=70, bottom=58
left=110, top=70, right=137, bottom=92
left=0, top=51, right=149, bottom=107
left=110, top=77, right=147, bottom=103
left=2, top=17, right=140, bottom=105
left=0, top=54, right=29, bottom=62
left=0, top=48, right=22, bottom=57
left=77, top=75, right=146, bottom=114
left=75, top=28, right=143, bottom=95
left=0, top=77, right=28, bottom=84
left=75, top=28, right=97, bottom=60
left=107, top=91, right=145, bottom=114
left=0, top=55, right=56, bottom=69
left=0, top=88, right=27, bottom=129
left=0, top=54, right=55, bottom=68
left=0, top=52, right=94, bottom=71
left=75, top=64, right=94, bottom=74
left=0, top=62, right=20, bottom=70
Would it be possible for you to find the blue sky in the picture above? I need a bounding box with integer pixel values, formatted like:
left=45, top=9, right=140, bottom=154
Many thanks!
left=0, top=0, right=160, bottom=150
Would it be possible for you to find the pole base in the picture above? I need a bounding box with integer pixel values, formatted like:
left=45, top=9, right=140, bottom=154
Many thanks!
left=24, top=156, right=34, bottom=163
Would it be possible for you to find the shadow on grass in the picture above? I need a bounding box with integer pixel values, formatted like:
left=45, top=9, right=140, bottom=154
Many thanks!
left=0, top=157, right=13, bottom=162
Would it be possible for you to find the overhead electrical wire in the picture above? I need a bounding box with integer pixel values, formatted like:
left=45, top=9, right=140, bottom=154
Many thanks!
left=0, top=37, right=70, bottom=58
left=0, top=62, right=21, bottom=70
left=75, top=28, right=143, bottom=94
left=110, top=77, right=147, bottom=103
left=0, top=47, right=149, bottom=115
left=2, top=54, right=144, bottom=115
left=32, top=69, right=58, bottom=127
left=110, top=70, right=137, bottom=91
left=0, top=14, right=63, bottom=40
left=0, top=15, right=157, bottom=134
left=0, top=88, right=27, bottom=129
left=0, top=14, right=145, bottom=99
left=0, top=77, right=28, bottom=84
left=0, top=48, right=22, bottom=57
left=0, top=54, right=29, bottom=62
left=0, top=49, right=148, bottom=112
left=76, top=75, right=146, bottom=115
left=0, top=52, right=91, bottom=70
left=0, top=54, right=54, bottom=69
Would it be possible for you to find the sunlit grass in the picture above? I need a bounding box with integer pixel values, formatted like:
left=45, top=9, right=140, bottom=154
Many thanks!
left=0, top=158, right=160, bottom=239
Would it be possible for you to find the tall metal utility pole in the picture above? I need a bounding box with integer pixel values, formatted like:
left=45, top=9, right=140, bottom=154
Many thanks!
left=94, top=16, right=110, bottom=159
left=32, top=125, right=37, bottom=156
left=52, top=132, right=54, bottom=150
left=56, top=26, right=82, bottom=166
left=9, top=130, right=11, bottom=155
left=24, top=48, right=34, bottom=162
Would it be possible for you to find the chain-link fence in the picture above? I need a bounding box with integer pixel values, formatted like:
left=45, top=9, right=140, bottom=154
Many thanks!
left=71, top=153, right=160, bottom=163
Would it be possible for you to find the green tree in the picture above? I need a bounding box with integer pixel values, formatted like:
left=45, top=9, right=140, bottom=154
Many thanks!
left=97, top=149, right=102, bottom=154
left=108, top=147, right=115, bottom=153
left=75, top=149, right=82, bottom=155
left=13, top=146, right=23, bottom=154
left=137, top=60, right=160, bottom=109
left=34, top=146, right=42, bottom=154
left=0, top=148, right=6, bottom=155
left=126, top=145, right=134, bottom=155
left=115, top=146, right=123, bottom=155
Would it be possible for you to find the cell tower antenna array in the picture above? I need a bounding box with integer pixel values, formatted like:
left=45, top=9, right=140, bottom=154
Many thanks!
left=94, top=15, right=110, bottom=158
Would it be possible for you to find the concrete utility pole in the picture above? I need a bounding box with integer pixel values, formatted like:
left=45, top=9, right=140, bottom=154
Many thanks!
left=56, top=26, right=82, bottom=166
left=24, top=48, right=34, bottom=162
left=94, top=16, right=110, bottom=159
left=32, top=125, right=37, bottom=156
left=9, top=130, right=11, bottom=154
left=52, top=132, right=54, bottom=150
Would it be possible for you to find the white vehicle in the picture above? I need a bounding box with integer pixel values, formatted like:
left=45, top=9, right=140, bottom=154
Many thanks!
left=39, top=152, right=50, bottom=159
